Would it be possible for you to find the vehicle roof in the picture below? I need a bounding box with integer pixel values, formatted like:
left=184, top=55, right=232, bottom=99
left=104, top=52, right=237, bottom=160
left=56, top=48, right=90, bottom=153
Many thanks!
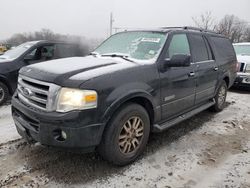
left=119, top=26, right=225, bottom=38
left=24, top=40, right=75, bottom=45
left=233, top=42, right=250, bottom=46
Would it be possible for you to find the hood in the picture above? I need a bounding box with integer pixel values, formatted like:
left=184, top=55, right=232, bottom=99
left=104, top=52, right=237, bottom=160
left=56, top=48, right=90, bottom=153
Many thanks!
left=0, top=56, right=13, bottom=63
left=20, top=56, right=137, bottom=87
left=237, top=55, right=250, bottom=64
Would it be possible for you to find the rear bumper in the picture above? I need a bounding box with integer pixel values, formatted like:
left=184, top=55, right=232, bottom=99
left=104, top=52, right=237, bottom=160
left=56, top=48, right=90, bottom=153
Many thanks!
left=11, top=93, right=105, bottom=152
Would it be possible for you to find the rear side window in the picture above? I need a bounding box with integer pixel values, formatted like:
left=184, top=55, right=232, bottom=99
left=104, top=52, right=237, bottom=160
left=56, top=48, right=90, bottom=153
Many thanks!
left=189, top=34, right=209, bottom=62
left=55, top=44, right=75, bottom=58
left=165, top=34, right=190, bottom=58
left=210, top=37, right=235, bottom=60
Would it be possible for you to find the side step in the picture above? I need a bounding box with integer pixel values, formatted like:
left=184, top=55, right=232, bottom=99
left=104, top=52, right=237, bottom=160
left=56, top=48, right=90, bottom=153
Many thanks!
left=153, top=100, right=215, bottom=132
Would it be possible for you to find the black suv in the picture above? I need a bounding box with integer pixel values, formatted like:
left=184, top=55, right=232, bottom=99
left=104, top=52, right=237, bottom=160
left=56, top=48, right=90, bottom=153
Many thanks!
left=12, top=27, right=237, bottom=165
left=0, top=40, right=83, bottom=105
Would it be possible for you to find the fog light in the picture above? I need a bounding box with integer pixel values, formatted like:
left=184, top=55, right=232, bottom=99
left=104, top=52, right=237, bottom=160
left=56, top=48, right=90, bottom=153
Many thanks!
left=61, top=131, right=67, bottom=140
left=53, top=129, right=67, bottom=142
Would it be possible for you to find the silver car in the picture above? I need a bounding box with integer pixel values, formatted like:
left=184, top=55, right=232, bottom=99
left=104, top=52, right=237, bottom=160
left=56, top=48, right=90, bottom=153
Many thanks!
left=233, top=43, right=250, bottom=87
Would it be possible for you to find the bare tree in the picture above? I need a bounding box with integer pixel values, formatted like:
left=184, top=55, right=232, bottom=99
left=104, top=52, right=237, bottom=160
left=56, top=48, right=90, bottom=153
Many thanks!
left=243, top=27, right=250, bottom=42
left=2, top=29, right=94, bottom=56
left=192, top=11, right=216, bottom=30
left=216, top=15, right=247, bottom=43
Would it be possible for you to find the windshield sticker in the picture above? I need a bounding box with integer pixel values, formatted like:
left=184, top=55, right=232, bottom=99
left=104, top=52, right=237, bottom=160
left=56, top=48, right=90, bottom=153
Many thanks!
left=141, top=38, right=161, bottom=43
left=148, top=50, right=156, bottom=55
left=24, top=45, right=31, bottom=49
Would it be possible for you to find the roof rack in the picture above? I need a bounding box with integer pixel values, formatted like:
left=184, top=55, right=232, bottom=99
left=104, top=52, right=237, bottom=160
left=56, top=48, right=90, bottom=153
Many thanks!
left=161, top=26, right=217, bottom=34
left=183, top=26, right=217, bottom=34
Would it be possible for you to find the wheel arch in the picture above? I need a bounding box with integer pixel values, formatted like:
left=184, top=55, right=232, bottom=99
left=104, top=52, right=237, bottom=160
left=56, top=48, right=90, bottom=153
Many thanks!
left=102, top=91, right=157, bottom=129
left=0, top=75, right=12, bottom=94
left=223, top=76, right=230, bottom=88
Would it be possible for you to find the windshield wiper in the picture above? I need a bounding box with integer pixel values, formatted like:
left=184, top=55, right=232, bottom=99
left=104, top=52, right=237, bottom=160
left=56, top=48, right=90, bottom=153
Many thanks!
left=101, top=53, right=135, bottom=62
left=89, top=52, right=100, bottom=56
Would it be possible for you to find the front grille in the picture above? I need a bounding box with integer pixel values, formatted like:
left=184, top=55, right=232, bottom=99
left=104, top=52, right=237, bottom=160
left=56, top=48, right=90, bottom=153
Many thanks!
left=17, top=75, right=61, bottom=111
left=246, top=64, right=250, bottom=73
left=239, top=62, right=245, bottom=72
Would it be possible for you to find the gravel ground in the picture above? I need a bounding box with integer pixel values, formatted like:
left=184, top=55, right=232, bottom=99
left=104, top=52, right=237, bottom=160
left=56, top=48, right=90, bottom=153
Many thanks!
left=0, top=90, right=250, bottom=188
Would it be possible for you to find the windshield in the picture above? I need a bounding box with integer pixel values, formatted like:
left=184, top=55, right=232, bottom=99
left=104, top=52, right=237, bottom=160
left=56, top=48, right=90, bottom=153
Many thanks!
left=94, top=31, right=167, bottom=61
left=233, top=45, right=250, bottom=56
left=1, top=42, right=35, bottom=59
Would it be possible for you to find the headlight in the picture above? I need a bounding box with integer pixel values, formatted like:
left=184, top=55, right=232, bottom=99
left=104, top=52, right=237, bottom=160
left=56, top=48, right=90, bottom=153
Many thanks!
left=56, top=88, right=97, bottom=112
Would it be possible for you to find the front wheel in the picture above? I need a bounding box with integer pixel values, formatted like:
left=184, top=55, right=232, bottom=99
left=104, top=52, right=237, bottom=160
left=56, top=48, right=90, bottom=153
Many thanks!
left=210, top=80, right=227, bottom=112
left=0, top=82, right=9, bottom=106
left=98, top=103, right=150, bottom=166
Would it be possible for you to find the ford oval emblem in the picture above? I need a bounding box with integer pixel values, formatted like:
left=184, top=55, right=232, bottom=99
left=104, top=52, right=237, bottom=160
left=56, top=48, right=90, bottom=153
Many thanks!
left=22, top=88, right=33, bottom=97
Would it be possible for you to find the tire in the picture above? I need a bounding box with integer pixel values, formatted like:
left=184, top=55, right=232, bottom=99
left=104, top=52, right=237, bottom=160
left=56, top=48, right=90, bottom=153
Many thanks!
left=210, top=80, right=227, bottom=112
left=98, top=103, right=150, bottom=166
left=0, top=82, right=9, bottom=106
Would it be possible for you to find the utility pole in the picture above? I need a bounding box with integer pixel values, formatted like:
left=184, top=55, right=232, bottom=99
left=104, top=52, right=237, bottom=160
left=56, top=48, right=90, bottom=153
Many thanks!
left=110, top=12, right=114, bottom=36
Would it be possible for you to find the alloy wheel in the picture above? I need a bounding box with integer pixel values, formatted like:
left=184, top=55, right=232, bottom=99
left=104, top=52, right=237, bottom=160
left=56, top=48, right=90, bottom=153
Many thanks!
left=118, top=116, right=144, bottom=154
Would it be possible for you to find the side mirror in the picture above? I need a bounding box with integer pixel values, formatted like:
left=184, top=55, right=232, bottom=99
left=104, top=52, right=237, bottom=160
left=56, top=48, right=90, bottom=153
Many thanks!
left=165, top=54, right=191, bottom=67
left=23, top=55, right=33, bottom=63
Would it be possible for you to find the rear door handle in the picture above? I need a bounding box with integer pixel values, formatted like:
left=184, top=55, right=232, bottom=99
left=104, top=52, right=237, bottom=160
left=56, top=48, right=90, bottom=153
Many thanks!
left=214, top=67, right=219, bottom=71
left=188, top=72, right=195, bottom=77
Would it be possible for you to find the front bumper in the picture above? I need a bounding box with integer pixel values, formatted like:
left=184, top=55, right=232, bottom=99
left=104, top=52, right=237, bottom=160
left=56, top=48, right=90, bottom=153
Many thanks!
left=11, top=93, right=105, bottom=152
left=233, top=73, right=250, bottom=87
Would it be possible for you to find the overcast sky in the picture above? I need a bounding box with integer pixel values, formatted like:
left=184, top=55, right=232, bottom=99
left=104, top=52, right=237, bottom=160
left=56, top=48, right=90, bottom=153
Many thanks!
left=1, top=0, right=250, bottom=40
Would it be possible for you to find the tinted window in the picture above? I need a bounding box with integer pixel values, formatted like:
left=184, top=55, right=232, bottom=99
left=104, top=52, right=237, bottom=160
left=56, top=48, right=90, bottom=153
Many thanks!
left=24, top=45, right=55, bottom=63
left=55, top=44, right=75, bottom=58
left=210, top=37, right=235, bottom=60
left=166, top=34, right=190, bottom=58
left=189, top=34, right=209, bottom=62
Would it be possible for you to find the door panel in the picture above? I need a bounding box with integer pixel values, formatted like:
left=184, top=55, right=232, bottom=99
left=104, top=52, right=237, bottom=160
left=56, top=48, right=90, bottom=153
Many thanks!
left=159, top=33, right=196, bottom=121
left=195, top=60, right=218, bottom=104
left=160, top=65, right=197, bottom=119
left=188, top=34, right=218, bottom=105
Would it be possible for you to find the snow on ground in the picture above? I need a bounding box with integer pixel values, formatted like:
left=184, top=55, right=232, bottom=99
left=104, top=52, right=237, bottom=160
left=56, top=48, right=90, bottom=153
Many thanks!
left=0, top=90, right=249, bottom=188
left=0, top=104, right=20, bottom=145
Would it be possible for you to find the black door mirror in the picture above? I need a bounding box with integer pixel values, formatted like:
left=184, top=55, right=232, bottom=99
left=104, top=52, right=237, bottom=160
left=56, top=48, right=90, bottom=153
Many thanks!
left=165, top=54, right=191, bottom=67
left=23, top=55, right=34, bottom=63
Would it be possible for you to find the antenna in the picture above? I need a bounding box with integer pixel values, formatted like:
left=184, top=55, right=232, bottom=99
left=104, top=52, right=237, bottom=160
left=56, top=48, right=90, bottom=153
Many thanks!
left=110, top=13, right=114, bottom=36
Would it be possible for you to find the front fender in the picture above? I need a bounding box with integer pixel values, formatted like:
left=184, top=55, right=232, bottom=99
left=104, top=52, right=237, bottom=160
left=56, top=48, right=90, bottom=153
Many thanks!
left=101, top=82, right=158, bottom=123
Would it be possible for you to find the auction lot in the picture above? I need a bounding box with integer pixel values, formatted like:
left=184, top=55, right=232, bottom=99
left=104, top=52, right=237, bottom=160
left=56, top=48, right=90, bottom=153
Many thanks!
left=0, top=90, right=250, bottom=188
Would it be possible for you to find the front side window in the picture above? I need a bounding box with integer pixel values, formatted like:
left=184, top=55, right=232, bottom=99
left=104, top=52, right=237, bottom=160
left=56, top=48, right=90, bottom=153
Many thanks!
left=165, top=34, right=190, bottom=59
left=94, top=31, right=167, bottom=61
left=24, top=45, right=55, bottom=63
left=233, top=45, right=250, bottom=56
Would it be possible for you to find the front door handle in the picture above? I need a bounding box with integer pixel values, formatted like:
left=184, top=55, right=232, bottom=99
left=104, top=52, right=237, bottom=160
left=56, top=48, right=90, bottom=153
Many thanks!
left=214, top=67, right=219, bottom=71
left=188, top=72, right=195, bottom=77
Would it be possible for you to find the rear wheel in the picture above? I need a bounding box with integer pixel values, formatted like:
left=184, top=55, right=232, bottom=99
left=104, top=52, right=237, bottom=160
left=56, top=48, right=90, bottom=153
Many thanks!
left=210, top=80, right=227, bottom=112
left=0, top=82, right=8, bottom=106
left=98, top=103, right=150, bottom=166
